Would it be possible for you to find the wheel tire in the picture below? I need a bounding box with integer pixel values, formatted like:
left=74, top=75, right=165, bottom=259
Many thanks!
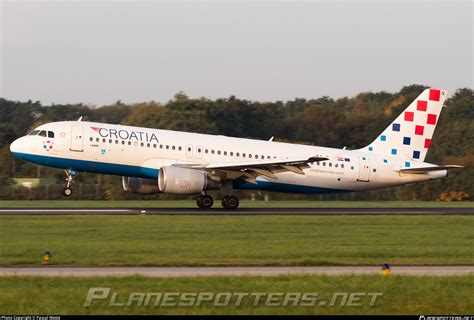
left=221, top=196, right=229, bottom=209
left=196, top=195, right=204, bottom=208
left=226, top=195, right=239, bottom=210
left=63, top=187, right=73, bottom=197
left=200, top=195, right=213, bottom=209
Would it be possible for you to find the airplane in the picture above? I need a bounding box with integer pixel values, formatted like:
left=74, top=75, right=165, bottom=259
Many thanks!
left=9, top=88, right=462, bottom=209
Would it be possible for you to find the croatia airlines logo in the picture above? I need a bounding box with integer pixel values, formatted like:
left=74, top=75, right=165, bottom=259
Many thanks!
left=90, top=126, right=159, bottom=143
left=43, top=140, right=54, bottom=151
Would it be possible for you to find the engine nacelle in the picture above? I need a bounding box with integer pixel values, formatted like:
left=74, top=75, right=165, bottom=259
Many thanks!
left=122, top=176, right=161, bottom=194
left=158, top=166, right=219, bottom=194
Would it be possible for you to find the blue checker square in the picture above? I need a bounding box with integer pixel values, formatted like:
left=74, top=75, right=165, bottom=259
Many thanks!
left=405, top=161, right=411, bottom=168
left=368, top=146, right=373, bottom=151
left=391, top=149, right=397, bottom=155
left=392, top=123, right=400, bottom=132
left=380, top=135, right=387, bottom=141
left=403, top=137, right=411, bottom=145
left=413, top=151, right=420, bottom=159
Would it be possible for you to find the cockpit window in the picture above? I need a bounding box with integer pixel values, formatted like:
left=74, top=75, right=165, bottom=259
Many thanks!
left=38, top=130, right=47, bottom=137
left=29, top=130, right=40, bottom=136
left=47, top=131, right=54, bottom=138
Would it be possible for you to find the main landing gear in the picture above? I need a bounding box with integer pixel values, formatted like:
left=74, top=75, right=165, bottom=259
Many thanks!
left=62, top=169, right=76, bottom=197
left=195, top=194, right=240, bottom=210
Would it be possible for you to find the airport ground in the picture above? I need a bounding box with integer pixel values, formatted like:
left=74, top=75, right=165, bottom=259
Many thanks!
left=0, top=200, right=473, bottom=208
left=1, top=200, right=473, bottom=315
left=1, top=274, right=473, bottom=315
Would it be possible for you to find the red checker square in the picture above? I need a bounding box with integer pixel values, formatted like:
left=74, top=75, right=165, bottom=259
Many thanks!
left=429, top=89, right=440, bottom=101
left=404, top=111, right=414, bottom=121
left=415, top=125, right=424, bottom=135
left=427, top=114, right=437, bottom=125
left=424, top=138, right=431, bottom=148
left=417, top=100, right=427, bottom=111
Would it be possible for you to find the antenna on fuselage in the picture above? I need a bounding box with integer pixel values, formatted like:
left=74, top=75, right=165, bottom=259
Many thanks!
left=268, top=136, right=274, bottom=142
left=342, top=146, right=346, bottom=150
left=77, top=116, right=83, bottom=122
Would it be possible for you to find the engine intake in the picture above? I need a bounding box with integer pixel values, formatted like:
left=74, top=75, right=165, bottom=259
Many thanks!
left=158, top=166, right=219, bottom=194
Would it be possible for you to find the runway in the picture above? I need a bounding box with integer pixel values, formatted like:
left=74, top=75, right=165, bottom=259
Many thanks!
left=1, top=266, right=473, bottom=277
left=0, top=207, right=472, bottom=215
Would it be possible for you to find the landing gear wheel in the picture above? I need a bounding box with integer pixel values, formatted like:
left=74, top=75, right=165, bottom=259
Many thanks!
left=222, top=195, right=239, bottom=210
left=196, top=194, right=214, bottom=209
left=63, top=187, right=73, bottom=197
left=196, top=195, right=204, bottom=208
left=201, top=195, right=213, bottom=209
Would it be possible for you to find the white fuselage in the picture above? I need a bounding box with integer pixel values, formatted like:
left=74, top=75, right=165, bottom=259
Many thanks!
left=10, top=121, right=446, bottom=194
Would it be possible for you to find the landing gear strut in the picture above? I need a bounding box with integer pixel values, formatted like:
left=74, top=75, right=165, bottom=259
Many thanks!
left=62, top=169, right=76, bottom=197
left=221, top=195, right=239, bottom=210
left=196, top=194, right=214, bottom=209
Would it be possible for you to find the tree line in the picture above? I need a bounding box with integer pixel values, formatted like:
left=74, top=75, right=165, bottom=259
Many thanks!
left=0, top=84, right=472, bottom=200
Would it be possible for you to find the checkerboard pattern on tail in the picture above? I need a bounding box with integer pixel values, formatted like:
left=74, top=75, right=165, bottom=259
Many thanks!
left=362, top=88, right=447, bottom=163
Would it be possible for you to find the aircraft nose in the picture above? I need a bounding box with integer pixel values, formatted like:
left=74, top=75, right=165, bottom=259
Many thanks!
left=10, top=137, right=28, bottom=155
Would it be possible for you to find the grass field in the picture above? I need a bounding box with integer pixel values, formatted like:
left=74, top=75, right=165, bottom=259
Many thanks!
left=1, top=275, right=473, bottom=314
left=1, top=215, right=473, bottom=266
left=0, top=200, right=472, bottom=208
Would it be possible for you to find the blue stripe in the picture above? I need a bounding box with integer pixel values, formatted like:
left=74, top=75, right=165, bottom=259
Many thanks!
left=234, top=180, right=348, bottom=194
left=11, top=152, right=158, bottom=179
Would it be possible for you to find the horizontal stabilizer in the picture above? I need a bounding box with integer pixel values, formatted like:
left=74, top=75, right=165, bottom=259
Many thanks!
left=397, top=165, right=463, bottom=174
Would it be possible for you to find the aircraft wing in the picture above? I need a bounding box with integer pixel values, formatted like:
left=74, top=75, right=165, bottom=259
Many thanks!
left=181, top=156, right=328, bottom=182
left=397, top=165, right=463, bottom=174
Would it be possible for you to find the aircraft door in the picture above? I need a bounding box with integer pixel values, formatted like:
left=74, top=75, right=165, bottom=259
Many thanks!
left=70, top=126, right=84, bottom=152
left=357, top=156, right=371, bottom=182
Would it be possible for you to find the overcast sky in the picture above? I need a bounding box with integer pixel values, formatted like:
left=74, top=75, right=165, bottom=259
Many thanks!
left=1, top=0, right=472, bottom=106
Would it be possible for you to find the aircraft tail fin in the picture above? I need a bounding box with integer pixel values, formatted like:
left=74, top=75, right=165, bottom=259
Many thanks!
left=361, top=88, right=447, bottom=161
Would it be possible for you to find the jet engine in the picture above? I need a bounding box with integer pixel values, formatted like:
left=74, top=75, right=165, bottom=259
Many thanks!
left=122, top=176, right=161, bottom=194
left=158, top=166, right=219, bottom=194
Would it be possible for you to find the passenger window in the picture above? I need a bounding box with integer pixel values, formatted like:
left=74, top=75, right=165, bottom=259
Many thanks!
left=243, top=153, right=246, bottom=157
left=218, top=151, right=221, bottom=155
left=147, top=143, right=150, bottom=147
left=153, top=144, right=156, bottom=148
left=128, top=141, right=131, bottom=145
left=96, top=138, right=99, bottom=142
left=48, top=131, right=54, bottom=138
left=109, top=139, right=112, bottom=143
left=38, top=130, right=47, bottom=137
left=178, top=146, right=182, bottom=151
left=166, top=145, right=169, bottom=149
left=116, top=140, right=119, bottom=144
left=224, top=151, right=227, bottom=155
left=102, top=138, right=106, bottom=143
left=172, top=146, right=175, bottom=150
left=236, top=152, right=240, bottom=157
left=140, top=142, right=144, bottom=147
left=161, top=145, right=164, bottom=149
left=122, top=141, right=125, bottom=145
left=329, top=163, right=332, bottom=167
left=249, top=154, right=252, bottom=158
left=261, top=155, right=264, bottom=159
left=230, top=152, right=233, bottom=156
left=341, top=164, right=345, bottom=169
left=211, top=150, right=214, bottom=154
left=205, top=149, right=208, bottom=154
left=89, top=137, right=93, bottom=142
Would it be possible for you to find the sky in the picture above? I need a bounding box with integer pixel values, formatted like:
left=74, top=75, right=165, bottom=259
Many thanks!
left=1, top=0, right=472, bottom=106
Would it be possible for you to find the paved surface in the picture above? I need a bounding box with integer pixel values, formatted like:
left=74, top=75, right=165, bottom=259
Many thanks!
left=1, top=266, right=473, bottom=277
left=0, top=207, right=472, bottom=215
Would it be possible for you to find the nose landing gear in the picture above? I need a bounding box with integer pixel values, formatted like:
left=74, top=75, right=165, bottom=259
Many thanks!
left=62, top=169, right=77, bottom=197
